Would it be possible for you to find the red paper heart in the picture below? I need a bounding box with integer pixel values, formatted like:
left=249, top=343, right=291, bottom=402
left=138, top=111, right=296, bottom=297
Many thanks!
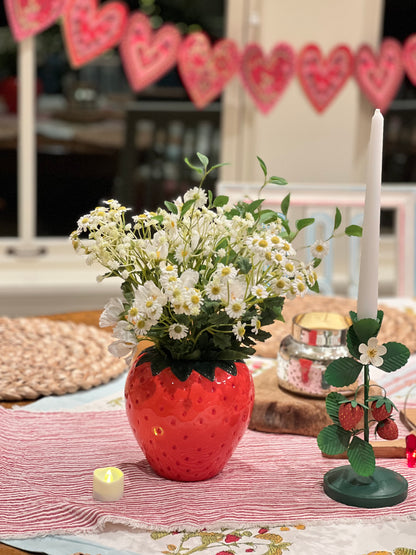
left=403, top=33, right=416, bottom=86
left=240, top=42, right=295, bottom=114
left=5, top=0, right=67, bottom=41
left=62, top=0, right=128, bottom=68
left=297, top=44, right=353, bottom=113
left=177, top=32, right=240, bottom=109
left=355, top=38, right=404, bottom=113
left=120, top=12, right=182, bottom=92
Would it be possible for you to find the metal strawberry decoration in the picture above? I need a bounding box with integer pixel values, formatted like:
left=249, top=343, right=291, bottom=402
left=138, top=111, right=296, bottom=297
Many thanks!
left=318, top=309, right=410, bottom=478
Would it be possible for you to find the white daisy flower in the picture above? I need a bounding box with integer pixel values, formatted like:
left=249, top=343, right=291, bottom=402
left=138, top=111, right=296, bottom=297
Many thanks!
left=184, top=187, right=208, bottom=208
left=225, top=299, right=246, bottom=319
left=99, top=297, right=124, bottom=327
left=232, top=321, right=246, bottom=341
left=251, top=284, right=268, bottom=299
left=250, top=316, right=261, bottom=334
left=311, top=239, right=330, bottom=259
left=358, top=337, right=387, bottom=367
left=168, top=323, right=189, bottom=340
left=206, top=279, right=226, bottom=301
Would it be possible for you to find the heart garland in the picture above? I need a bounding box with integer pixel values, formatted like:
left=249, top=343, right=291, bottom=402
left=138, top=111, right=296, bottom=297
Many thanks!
left=120, top=12, right=182, bottom=92
left=403, top=33, right=416, bottom=86
left=240, top=42, right=295, bottom=114
left=177, top=32, right=240, bottom=109
left=62, top=0, right=129, bottom=68
left=5, top=0, right=67, bottom=41
left=297, top=44, right=354, bottom=113
left=355, top=38, right=404, bottom=113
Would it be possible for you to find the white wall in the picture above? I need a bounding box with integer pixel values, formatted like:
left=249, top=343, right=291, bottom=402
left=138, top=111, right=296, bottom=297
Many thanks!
left=221, top=0, right=384, bottom=183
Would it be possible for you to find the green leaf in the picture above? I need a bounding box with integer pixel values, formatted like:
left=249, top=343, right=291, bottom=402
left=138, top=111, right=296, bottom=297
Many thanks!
left=379, top=342, right=410, bottom=373
left=213, top=195, right=229, bottom=208
left=346, top=326, right=361, bottom=358
left=208, top=189, right=213, bottom=206
left=246, top=198, right=264, bottom=212
left=308, top=280, right=320, bottom=293
left=268, top=176, right=287, bottom=185
left=164, top=200, right=178, bottom=214
left=334, top=207, right=342, bottom=230
left=281, top=193, right=290, bottom=216
left=324, top=357, right=363, bottom=387
left=184, top=157, right=204, bottom=174
left=208, top=162, right=230, bottom=171
left=317, top=424, right=351, bottom=455
left=325, top=392, right=347, bottom=424
left=345, top=224, right=362, bottom=237
left=351, top=314, right=383, bottom=344
left=258, top=209, right=278, bottom=224
left=180, top=199, right=195, bottom=217
left=197, top=152, right=209, bottom=168
left=347, top=436, right=376, bottom=476
left=257, top=155, right=267, bottom=176
left=236, top=257, right=252, bottom=274
left=295, top=217, right=315, bottom=231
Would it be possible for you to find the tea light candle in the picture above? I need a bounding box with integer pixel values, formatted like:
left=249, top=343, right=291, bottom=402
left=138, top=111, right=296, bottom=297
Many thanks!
left=93, top=467, right=124, bottom=502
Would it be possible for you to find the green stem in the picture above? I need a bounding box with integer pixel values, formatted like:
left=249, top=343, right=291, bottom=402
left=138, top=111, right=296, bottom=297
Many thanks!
left=364, top=365, right=370, bottom=443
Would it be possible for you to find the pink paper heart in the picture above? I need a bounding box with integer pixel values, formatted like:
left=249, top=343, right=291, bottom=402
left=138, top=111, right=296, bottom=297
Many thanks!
left=177, top=32, right=240, bottom=109
left=403, top=33, right=416, bottom=86
left=355, top=38, right=404, bottom=113
left=297, top=44, right=353, bottom=113
left=120, top=12, right=182, bottom=92
left=240, top=42, right=295, bottom=114
left=62, top=0, right=128, bottom=68
left=5, top=0, right=67, bottom=41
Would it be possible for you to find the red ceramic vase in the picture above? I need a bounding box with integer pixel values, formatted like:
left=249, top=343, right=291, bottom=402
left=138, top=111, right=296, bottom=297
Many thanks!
left=124, top=356, right=254, bottom=481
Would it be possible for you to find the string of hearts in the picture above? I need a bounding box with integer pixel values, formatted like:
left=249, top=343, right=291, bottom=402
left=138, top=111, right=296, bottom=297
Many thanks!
left=5, top=0, right=416, bottom=114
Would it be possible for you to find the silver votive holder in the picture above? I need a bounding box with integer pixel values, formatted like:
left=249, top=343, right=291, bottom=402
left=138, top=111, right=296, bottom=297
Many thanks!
left=277, top=311, right=354, bottom=398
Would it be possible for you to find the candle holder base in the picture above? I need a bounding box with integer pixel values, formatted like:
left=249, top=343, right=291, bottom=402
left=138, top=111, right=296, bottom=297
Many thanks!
left=323, top=465, right=408, bottom=508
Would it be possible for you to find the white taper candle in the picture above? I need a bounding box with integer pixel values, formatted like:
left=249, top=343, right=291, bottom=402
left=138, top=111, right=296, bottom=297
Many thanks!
left=357, top=109, right=384, bottom=320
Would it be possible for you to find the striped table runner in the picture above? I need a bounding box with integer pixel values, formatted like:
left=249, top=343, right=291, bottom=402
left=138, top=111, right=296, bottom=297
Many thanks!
left=0, top=406, right=415, bottom=538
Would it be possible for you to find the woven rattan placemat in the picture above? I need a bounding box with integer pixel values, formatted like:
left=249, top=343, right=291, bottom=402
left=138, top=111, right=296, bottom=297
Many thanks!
left=254, top=296, right=416, bottom=358
left=0, top=317, right=126, bottom=401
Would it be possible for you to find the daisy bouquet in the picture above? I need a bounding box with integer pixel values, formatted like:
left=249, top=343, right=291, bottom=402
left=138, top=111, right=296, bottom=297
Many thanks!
left=71, top=154, right=356, bottom=378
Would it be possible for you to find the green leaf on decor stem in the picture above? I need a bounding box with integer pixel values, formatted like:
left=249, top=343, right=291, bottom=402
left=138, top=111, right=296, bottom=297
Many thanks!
left=351, top=311, right=383, bottom=344
left=324, top=357, right=363, bottom=387
left=180, top=199, right=196, bottom=217
left=347, top=436, right=376, bottom=477
left=259, top=209, right=279, bottom=224
left=334, top=207, right=342, bottom=230
left=257, top=155, right=267, bottom=176
left=268, top=175, right=288, bottom=185
left=281, top=193, right=290, bottom=216
left=197, top=152, right=209, bottom=169
left=346, top=326, right=361, bottom=359
left=295, top=217, right=315, bottom=231
left=379, top=342, right=410, bottom=373
left=345, top=224, right=362, bottom=237
left=245, top=198, right=264, bottom=212
left=236, top=256, right=252, bottom=274
left=184, top=157, right=204, bottom=174
left=164, top=200, right=178, bottom=214
left=213, top=195, right=229, bottom=208
left=308, top=280, right=320, bottom=293
left=317, top=424, right=351, bottom=455
left=324, top=358, right=362, bottom=388
left=325, top=392, right=347, bottom=424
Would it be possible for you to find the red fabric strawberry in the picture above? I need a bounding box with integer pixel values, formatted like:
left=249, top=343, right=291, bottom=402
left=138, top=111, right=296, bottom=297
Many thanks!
left=371, top=400, right=393, bottom=421
left=338, top=402, right=364, bottom=431
left=376, top=418, right=399, bottom=440
left=224, top=534, right=240, bottom=543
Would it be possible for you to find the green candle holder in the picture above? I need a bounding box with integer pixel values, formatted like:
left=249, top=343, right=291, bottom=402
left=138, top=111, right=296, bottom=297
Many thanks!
left=317, top=310, right=410, bottom=508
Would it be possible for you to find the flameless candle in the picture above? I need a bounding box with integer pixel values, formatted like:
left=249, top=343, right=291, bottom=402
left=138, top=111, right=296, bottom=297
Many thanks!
left=357, top=109, right=384, bottom=320
left=93, top=467, right=124, bottom=502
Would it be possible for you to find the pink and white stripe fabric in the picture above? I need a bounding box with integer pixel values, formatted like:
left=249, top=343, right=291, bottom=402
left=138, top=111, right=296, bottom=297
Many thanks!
left=0, top=406, right=415, bottom=538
